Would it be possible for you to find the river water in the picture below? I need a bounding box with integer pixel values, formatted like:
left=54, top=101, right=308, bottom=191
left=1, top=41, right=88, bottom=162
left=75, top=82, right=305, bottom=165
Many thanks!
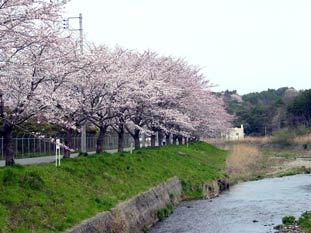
left=149, top=174, right=311, bottom=233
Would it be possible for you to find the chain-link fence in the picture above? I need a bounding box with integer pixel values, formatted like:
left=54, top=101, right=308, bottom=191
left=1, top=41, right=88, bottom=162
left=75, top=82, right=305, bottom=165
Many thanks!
left=0, top=133, right=133, bottom=160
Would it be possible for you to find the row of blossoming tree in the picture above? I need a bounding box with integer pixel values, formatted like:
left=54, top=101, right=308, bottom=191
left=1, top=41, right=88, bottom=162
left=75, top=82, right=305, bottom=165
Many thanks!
left=0, top=0, right=232, bottom=166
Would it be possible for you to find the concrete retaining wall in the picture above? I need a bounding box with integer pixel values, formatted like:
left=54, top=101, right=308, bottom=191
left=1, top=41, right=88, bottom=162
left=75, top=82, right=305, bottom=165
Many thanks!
left=65, top=177, right=182, bottom=233
left=65, top=177, right=229, bottom=233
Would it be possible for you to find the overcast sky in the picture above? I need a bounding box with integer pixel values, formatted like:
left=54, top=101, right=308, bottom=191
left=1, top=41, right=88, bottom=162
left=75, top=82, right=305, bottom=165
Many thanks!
left=64, top=0, right=311, bottom=94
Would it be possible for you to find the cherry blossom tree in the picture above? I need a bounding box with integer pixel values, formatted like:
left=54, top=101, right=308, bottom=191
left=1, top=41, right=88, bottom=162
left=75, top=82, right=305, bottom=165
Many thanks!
left=0, top=0, right=75, bottom=165
left=124, top=52, right=190, bottom=148
left=41, top=43, right=107, bottom=158
left=0, top=35, right=80, bottom=165
left=0, top=1, right=232, bottom=164
left=109, top=50, right=141, bottom=152
left=107, top=49, right=232, bottom=151
left=121, top=51, right=169, bottom=149
left=146, top=55, right=232, bottom=144
left=73, top=46, right=124, bottom=154
left=0, top=0, right=67, bottom=68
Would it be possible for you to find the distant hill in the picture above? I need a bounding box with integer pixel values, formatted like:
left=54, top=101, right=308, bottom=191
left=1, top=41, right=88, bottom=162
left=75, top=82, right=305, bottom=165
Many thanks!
left=220, top=87, right=299, bottom=136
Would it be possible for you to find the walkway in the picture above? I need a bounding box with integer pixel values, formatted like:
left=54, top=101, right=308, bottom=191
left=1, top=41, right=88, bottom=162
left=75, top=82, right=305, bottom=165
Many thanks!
left=0, top=148, right=131, bottom=167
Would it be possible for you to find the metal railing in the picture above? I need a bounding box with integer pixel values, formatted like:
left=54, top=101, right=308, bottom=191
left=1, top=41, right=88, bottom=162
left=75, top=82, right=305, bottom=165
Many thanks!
left=0, top=133, right=133, bottom=160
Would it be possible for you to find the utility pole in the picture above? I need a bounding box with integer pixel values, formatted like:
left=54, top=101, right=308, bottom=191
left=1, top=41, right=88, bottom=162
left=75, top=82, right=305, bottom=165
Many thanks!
left=63, top=13, right=86, bottom=153
left=78, top=13, right=83, bottom=54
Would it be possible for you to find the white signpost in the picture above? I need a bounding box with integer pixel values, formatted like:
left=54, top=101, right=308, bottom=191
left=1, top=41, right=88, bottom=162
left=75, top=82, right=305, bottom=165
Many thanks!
left=142, top=133, right=146, bottom=148
left=55, top=139, right=61, bottom=167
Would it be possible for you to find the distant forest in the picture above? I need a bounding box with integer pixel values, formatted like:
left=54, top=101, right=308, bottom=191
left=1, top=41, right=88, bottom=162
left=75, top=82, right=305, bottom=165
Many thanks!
left=220, top=87, right=311, bottom=136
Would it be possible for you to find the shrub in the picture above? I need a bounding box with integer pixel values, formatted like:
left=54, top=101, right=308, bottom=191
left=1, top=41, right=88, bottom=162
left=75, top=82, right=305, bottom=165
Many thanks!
left=282, top=216, right=296, bottom=225
left=78, top=151, right=88, bottom=157
left=294, top=125, right=311, bottom=136
left=272, top=128, right=295, bottom=145
left=156, top=203, right=174, bottom=221
left=303, top=144, right=309, bottom=150
left=142, top=225, right=149, bottom=233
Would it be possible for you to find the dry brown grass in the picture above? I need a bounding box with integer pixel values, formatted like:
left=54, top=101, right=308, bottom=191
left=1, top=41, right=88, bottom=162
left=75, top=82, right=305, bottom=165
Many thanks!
left=205, top=136, right=272, bottom=145
left=226, top=144, right=261, bottom=173
left=293, top=134, right=311, bottom=145
left=204, top=138, right=224, bottom=144
left=242, top=136, right=272, bottom=144
left=226, top=144, right=268, bottom=182
left=207, top=134, right=311, bottom=146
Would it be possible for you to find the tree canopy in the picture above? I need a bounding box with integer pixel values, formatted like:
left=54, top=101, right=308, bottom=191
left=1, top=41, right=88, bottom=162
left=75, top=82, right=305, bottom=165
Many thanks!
left=0, top=0, right=232, bottom=165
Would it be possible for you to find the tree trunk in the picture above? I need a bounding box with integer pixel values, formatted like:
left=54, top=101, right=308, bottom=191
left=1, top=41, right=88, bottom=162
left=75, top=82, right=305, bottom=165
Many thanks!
left=63, top=128, right=73, bottom=158
left=158, top=130, right=164, bottom=147
left=133, top=129, right=140, bottom=149
left=165, top=133, right=171, bottom=145
left=96, top=125, right=108, bottom=154
left=151, top=134, right=156, bottom=147
left=178, top=136, right=183, bottom=145
left=184, top=137, right=188, bottom=145
left=3, top=122, right=15, bottom=166
left=0, top=90, right=4, bottom=118
left=117, top=125, right=124, bottom=152
left=173, top=134, right=178, bottom=145
left=141, top=132, right=146, bottom=148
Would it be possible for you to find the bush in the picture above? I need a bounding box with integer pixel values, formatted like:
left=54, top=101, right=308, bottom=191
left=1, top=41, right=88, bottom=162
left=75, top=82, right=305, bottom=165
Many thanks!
left=294, top=125, right=311, bottom=136
left=156, top=203, right=174, bottom=221
left=282, top=216, right=296, bottom=225
left=78, top=151, right=88, bottom=157
left=272, top=128, right=295, bottom=145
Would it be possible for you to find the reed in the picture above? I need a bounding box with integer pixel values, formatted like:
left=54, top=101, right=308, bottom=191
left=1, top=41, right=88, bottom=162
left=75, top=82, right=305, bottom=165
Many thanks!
left=293, top=134, right=311, bottom=145
left=226, top=144, right=267, bottom=181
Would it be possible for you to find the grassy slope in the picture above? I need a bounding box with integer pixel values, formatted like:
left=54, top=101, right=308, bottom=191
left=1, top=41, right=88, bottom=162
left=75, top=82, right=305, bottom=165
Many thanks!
left=0, top=142, right=227, bottom=232
left=298, top=212, right=311, bottom=233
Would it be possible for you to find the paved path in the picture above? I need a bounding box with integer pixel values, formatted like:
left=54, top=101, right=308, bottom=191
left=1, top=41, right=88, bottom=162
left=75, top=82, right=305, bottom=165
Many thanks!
left=0, top=148, right=131, bottom=167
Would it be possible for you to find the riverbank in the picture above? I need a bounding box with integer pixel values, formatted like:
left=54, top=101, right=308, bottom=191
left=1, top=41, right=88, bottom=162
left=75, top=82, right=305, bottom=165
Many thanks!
left=263, top=146, right=311, bottom=233
left=221, top=141, right=311, bottom=184
left=221, top=141, right=311, bottom=233
left=274, top=211, right=311, bottom=233
left=150, top=174, right=311, bottom=233
left=0, top=142, right=227, bottom=232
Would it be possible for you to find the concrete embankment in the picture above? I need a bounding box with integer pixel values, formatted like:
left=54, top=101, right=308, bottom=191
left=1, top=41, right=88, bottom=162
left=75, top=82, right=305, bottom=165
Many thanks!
left=65, top=177, right=182, bottom=233
left=65, top=177, right=229, bottom=233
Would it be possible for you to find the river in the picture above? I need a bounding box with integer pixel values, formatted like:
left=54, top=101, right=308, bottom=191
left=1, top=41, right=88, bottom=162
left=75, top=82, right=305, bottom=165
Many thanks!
left=149, top=174, right=311, bottom=233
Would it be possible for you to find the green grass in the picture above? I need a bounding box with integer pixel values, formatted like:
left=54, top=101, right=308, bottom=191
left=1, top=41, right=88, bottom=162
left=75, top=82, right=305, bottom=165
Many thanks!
left=0, top=142, right=227, bottom=232
left=298, top=212, right=311, bottom=233
left=276, top=212, right=311, bottom=233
